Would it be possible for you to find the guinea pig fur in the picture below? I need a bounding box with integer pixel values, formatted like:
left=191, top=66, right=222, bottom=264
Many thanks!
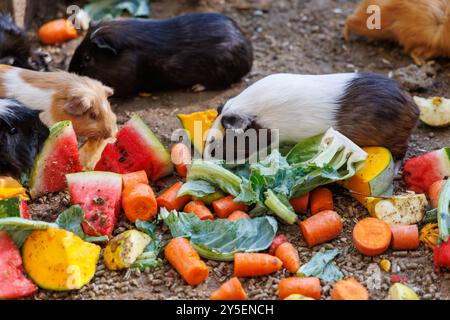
left=0, top=99, right=49, bottom=176
left=68, top=13, right=253, bottom=97
left=205, top=72, right=419, bottom=160
left=0, top=15, right=34, bottom=69
left=345, top=0, right=450, bottom=65
left=0, top=64, right=117, bottom=139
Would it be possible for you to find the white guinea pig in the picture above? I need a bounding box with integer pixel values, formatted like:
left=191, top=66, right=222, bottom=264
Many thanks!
left=206, top=72, right=419, bottom=160
left=0, top=64, right=116, bottom=139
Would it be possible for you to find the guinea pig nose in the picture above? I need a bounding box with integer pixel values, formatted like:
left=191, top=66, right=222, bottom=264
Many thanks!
left=8, top=127, right=17, bottom=135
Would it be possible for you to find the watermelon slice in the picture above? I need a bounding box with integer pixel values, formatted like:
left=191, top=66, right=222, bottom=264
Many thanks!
left=403, top=147, right=450, bottom=194
left=0, top=197, right=30, bottom=219
left=66, top=172, right=122, bottom=238
left=0, top=231, right=37, bottom=299
left=95, top=115, right=173, bottom=181
left=29, top=121, right=82, bottom=199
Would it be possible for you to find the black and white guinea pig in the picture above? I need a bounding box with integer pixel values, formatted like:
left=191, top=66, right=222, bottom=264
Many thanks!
left=0, top=99, right=49, bottom=176
left=69, top=13, right=253, bottom=97
left=205, top=72, right=419, bottom=160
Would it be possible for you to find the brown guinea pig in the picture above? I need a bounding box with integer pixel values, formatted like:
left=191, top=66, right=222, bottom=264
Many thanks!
left=345, top=0, right=450, bottom=65
left=0, top=64, right=117, bottom=139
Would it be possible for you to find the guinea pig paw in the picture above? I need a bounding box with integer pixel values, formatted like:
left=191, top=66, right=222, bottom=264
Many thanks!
left=191, top=84, right=206, bottom=93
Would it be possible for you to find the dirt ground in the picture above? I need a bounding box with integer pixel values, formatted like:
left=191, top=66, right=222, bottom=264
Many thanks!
left=27, top=0, right=450, bottom=300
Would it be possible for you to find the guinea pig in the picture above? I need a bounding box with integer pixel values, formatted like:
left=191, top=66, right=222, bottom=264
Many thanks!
left=205, top=73, right=419, bottom=161
left=0, top=99, right=49, bottom=176
left=345, top=0, right=450, bottom=65
left=0, top=64, right=117, bottom=139
left=68, top=13, right=253, bottom=97
left=0, top=15, right=34, bottom=69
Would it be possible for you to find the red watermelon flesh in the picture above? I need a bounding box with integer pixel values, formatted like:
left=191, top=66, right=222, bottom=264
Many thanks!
left=0, top=231, right=37, bottom=299
left=403, top=147, right=450, bottom=194
left=29, top=121, right=82, bottom=199
left=67, top=172, right=122, bottom=238
left=95, top=115, right=173, bottom=181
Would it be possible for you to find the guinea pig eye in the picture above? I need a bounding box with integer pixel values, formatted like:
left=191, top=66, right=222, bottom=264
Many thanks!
left=8, top=127, right=17, bottom=135
left=84, top=55, right=91, bottom=62
left=89, top=112, right=98, bottom=120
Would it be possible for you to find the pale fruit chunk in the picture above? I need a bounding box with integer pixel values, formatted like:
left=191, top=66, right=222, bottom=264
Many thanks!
left=386, top=283, right=419, bottom=300
left=414, top=96, right=450, bottom=127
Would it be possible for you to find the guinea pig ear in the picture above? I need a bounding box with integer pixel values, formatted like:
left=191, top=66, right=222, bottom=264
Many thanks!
left=104, top=86, right=114, bottom=97
left=90, top=28, right=119, bottom=55
left=64, top=97, right=92, bottom=116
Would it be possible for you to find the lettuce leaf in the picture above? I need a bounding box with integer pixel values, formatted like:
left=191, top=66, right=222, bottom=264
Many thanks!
left=0, top=218, right=58, bottom=247
left=160, top=208, right=277, bottom=261
left=177, top=180, right=217, bottom=198
left=131, top=220, right=164, bottom=271
left=297, top=249, right=343, bottom=283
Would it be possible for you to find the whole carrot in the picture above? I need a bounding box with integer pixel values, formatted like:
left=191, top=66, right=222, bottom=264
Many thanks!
left=269, top=234, right=287, bottom=255
left=122, top=183, right=158, bottom=222
left=171, top=143, right=191, bottom=178
left=156, top=182, right=191, bottom=211
left=165, top=237, right=209, bottom=286
left=310, top=188, right=333, bottom=215
left=184, top=200, right=214, bottom=220
left=390, top=225, right=420, bottom=251
left=38, top=19, right=78, bottom=45
left=213, top=196, right=248, bottom=219
left=122, top=170, right=149, bottom=189
left=228, top=210, right=250, bottom=222
left=278, top=277, right=321, bottom=300
left=331, top=278, right=369, bottom=300
left=289, top=192, right=309, bottom=214
left=210, top=277, right=247, bottom=300
left=234, top=253, right=282, bottom=277
left=300, top=210, right=342, bottom=247
left=275, top=242, right=300, bottom=273
left=353, top=217, right=391, bottom=256
left=429, top=179, right=446, bottom=208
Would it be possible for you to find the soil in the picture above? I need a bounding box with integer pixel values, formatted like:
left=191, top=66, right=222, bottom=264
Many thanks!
left=25, top=0, right=450, bottom=300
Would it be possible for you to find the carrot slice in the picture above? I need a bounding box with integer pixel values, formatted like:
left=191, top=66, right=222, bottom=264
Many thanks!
left=390, top=224, right=420, bottom=250
left=331, top=278, right=369, bottom=300
left=122, top=170, right=149, bottom=190
left=278, top=277, right=321, bottom=300
left=171, top=143, right=191, bottom=178
left=234, top=253, right=282, bottom=277
left=353, top=217, right=391, bottom=256
left=122, top=183, right=157, bottom=223
left=275, top=242, right=300, bottom=273
left=38, top=19, right=78, bottom=45
left=310, top=188, right=333, bottom=215
left=227, top=210, right=250, bottom=222
left=156, top=182, right=191, bottom=211
left=184, top=200, right=214, bottom=220
left=429, top=179, right=446, bottom=208
left=289, top=192, right=309, bottom=214
left=210, top=277, right=247, bottom=300
left=165, top=237, right=209, bottom=286
left=300, top=210, right=342, bottom=247
left=212, top=195, right=248, bottom=219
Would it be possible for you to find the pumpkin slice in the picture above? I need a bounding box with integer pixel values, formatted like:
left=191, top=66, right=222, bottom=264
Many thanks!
left=414, top=96, right=450, bottom=127
left=0, top=176, right=29, bottom=200
left=177, top=109, right=218, bottom=153
left=341, top=147, right=395, bottom=205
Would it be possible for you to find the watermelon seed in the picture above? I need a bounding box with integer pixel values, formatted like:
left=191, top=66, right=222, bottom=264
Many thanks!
left=93, top=197, right=105, bottom=205
left=100, top=216, right=107, bottom=227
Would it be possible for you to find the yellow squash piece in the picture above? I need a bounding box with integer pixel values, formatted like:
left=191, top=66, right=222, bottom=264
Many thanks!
left=386, top=283, right=419, bottom=300
left=103, top=230, right=151, bottom=270
left=341, top=147, right=394, bottom=206
left=0, top=176, right=29, bottom=201
left=414, top=96, right=450, bottom=127
left=22, top=228, right=100, bottom=291
left=366, top=193, right=428, bottom=225
left=177, top=109, right=218, bottom=153
left=379, top=259, right=391, bottom=272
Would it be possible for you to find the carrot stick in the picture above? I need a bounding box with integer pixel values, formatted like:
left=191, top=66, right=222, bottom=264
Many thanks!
left=156, top=182, right=191, bottom=211
left=289, top=192, right=309, bottom=214
left=164, top=237, right=209, bottom=286
left=278, top=277, right=321, bottom=300
left=429, top=179, right=446, bottom=208
left=310, top=188, right=333, bottom=215
left=171, top=143, right=191, bottom=178
left=122, top=183, right=157, bottom=222
left=275, top=242, right=300, bottom=273
left=210, top=277, right=247, bottom=300
left=38, top=19, right=78, bottom=45
left=300, top=210, right=342, bottom=247
left=353, top=217, right=391, bottom=256
left=234, top=253, right=282, bottom=277
left=122, top=170, right=149, bottom=190
left=390, top=225, right=420, bottom=251
left=269, top=234, right=287, bottom=255
left=213, top=195, right=248, bottom=219
left=184, top=200, right=214, bottom=220
left=227, top=210, right=250, bottom=222
left=331, top=278, right=369, bottom=300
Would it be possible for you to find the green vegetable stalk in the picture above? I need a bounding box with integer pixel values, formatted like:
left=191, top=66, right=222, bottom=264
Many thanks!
left=264, top=189, right=298, bottom=224
left=437, top=179, right=450, bottom=243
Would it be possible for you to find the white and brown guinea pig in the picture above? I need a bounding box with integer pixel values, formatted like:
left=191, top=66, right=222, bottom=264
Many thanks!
left=345, top=0, right=450, bottom=65
left=0, top=64, right=117, bottom=139
left=68, top=13, right=253, bottom=97
left=205, top=73, right=419, bottom=160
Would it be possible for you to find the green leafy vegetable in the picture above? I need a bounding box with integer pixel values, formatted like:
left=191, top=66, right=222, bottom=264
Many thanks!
left=131, top=220, right=164, bottom=271
left=177, top=180, right=216, bottom=198
left=437, top=180, right=450, bottom=243
left=160, top=208, right=277, bottom=261
left=84, top=0, right=150, bottom=21
left=0, top=217, right=58, bottom=247
left=264, top=189, right=297, bottom=224
left=297, top=249, right=344, bottom=283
